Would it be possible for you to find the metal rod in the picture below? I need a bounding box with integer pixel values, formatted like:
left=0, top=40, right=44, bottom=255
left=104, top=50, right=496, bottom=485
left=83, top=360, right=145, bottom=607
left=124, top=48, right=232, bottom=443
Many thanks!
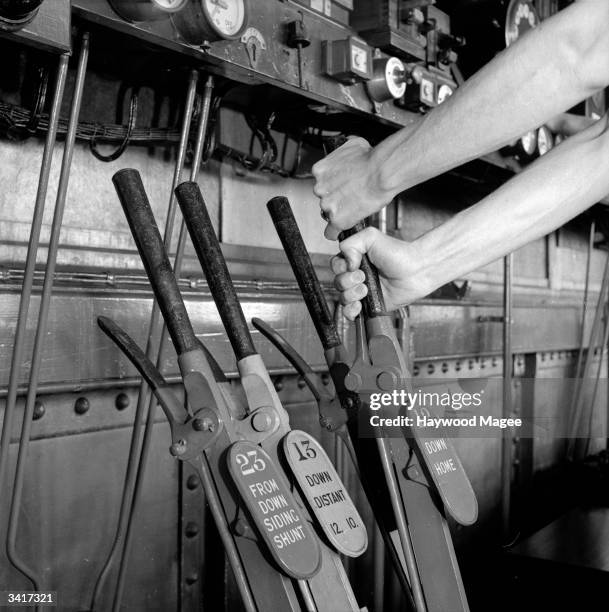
left=110, top=71, right=208, bottom=612
left=501, top=253, right=513, bottom=540
left=194, top=453, right=257, bottom=612
left=376, top=437, right=426, bottom=612
left=567, top=252, right=609, bottom=460
left=0, top=52, right=68, bottom=542
left=90, top=69, right=199, bottom=612
left=573, top=221, right=596, bottom=381
left=584, top=306, right=609, bottom=457
left=5, top=34, right=89, bottom=600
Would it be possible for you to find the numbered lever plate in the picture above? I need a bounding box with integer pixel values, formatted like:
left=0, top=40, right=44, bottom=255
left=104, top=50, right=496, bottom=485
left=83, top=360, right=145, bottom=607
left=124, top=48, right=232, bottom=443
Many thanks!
left=283, top=431, right=368, bottom=558
left=408, top=418, right=478, bottom=526
left=227, top=440, right=321, bottom=579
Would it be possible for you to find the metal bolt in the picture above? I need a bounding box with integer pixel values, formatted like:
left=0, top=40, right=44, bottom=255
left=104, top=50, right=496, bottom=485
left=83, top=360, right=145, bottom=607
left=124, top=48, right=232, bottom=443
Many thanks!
left=344, top=372, right=362, bottom=392
left=185, top=573, right=199, bottom=585
left=186, top=475, right=199, bottom=490
left=319, top=417, right=331, bottom=430
left=74, top=397, right=90, bottom=415
left=185, top=522, right=199, bottom=538
left=193, top=417, right=215, bottom=432
left=274, top=378, right=284, bottom=392
left=233, top=519, right=251, bottom=537
left=344, top=397, right=355, bottom=410
left=377, top=371, right=398, bottom=391
left=251, top=411, right=273, bottom=433
left=297, top=377, right=307, bottom=390
left=33, top=401, right=45, bottom=421
left=170, top=439, right=187, bottom=457
left=115, top=393, right=130, bottom=411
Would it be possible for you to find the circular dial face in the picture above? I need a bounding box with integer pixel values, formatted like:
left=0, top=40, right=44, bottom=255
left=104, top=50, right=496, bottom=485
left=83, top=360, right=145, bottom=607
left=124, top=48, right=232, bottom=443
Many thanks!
left=437, top=84, right=453, bottom=105
left=505, top=0, right=539, bottom=47
left=152, top=0, right=187, bottom=10
left=519, top=130, right=537, bottom=157
left=203, top=0, right=247, bottom=38
left=537, top=126, right=553, bottom=156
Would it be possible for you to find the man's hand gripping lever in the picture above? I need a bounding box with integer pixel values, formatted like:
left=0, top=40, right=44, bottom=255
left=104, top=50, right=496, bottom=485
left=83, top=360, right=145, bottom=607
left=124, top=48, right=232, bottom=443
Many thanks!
left=339, top=222, right=478, bottom=527
left=111, top=169, right=323, bottom=612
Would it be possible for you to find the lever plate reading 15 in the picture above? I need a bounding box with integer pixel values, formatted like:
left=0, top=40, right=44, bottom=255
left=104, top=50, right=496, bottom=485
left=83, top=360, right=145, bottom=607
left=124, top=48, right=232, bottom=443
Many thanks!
left=227, top=440, right=321, bottom=579
left=283, top=431, right=368, bottom=558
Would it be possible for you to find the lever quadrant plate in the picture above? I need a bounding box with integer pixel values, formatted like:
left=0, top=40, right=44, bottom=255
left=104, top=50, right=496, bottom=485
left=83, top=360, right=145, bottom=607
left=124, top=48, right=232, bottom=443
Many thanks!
left=227, top=440, right=321, bottom=579
left=283, top=430, right=368, bottom=558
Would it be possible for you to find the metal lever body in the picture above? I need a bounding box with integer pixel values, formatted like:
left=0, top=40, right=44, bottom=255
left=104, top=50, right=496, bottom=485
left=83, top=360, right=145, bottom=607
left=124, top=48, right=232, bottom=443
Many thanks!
left=268, top=195, right=475, bottom=611
left=176, top=181, right=361, bottom=612
left=112, top=168, right=322, bottom=611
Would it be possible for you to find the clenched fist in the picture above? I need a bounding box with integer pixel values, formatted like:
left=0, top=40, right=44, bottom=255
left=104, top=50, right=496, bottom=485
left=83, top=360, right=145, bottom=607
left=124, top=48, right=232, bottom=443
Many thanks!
left=312, top=137, right=393, bottom=240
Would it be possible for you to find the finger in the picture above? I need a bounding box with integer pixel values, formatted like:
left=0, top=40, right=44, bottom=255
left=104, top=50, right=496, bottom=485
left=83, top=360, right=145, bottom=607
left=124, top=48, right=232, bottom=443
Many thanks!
left=339, top=283, right=368, bottom=306
left=343, top=301, right=362, bottom=322
left=334, top=270, right=365, bottom=291
left=324, top=223, right=340, bottom=241
left=330, top=255, right=348, bottom=275
left=339, top=227, right=380, bottom=271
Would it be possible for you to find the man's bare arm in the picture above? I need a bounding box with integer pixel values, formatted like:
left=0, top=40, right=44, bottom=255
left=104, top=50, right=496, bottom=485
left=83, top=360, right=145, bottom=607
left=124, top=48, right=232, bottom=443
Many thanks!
left=314, top=0, right=609, bottom=238
left=334, top=115, right=609, bottom=320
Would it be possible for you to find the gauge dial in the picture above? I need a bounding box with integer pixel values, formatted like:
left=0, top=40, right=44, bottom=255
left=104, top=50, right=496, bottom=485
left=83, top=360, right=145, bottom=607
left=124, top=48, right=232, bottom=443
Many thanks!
left=505, top=0, right=539, bottom=47
left=172, top=0, right=248, bottom=44
left=203, top=0, right=246, bottom=38
left=109, top=0, right=186, bottom=21
left=437, top=84, right=453, bottom=105
left=537, top=126, right=554, bottom=156
left=518, top=130, right=537, bottom=158
left=152, top=0, right=187, bottom=10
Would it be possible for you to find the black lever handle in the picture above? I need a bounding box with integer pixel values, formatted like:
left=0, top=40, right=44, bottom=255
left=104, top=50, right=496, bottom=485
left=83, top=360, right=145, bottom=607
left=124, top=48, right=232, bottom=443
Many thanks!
left=175, top=181, right=257, bottom=362
left=267, top=196, right=342, bottom=351
left=340, top=222, right=387, bottom=318
left=112, top=169, right=199, bottom=355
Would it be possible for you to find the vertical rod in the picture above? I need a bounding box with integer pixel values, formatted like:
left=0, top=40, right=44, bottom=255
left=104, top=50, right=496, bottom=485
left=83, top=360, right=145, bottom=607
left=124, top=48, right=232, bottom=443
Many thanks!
left=0, top=52, right=68, bottom=528
left=574, top=221, right=596, bottom=381
left=5, top=34, right=89, bottom=600
left=110, top=71, right=205, bottom=612
left=90, top=69, right=199, bottom=612
left=501, top=253, right=513, bottom=540
left=567, top=252, right=609, bottom=459
left=376, top=438, right=426, bottom=612
left=584, top=306, right=609, bottom=457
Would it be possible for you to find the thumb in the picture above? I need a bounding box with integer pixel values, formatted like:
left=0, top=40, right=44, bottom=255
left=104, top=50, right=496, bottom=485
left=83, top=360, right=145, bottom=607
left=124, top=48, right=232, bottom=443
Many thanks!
left=339, top=227, right=382, bottom=272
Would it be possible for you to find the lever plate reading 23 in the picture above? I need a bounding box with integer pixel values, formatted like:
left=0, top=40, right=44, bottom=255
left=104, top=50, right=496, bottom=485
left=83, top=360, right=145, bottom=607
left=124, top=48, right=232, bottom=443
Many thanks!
left=283, top=431, right=368, bottom=558
left=227, top=440, right=321, bottom=579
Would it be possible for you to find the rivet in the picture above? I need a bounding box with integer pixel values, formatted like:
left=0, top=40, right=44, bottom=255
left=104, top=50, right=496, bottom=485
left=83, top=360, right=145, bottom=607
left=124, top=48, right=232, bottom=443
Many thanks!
left=185, top=522, right=199, bottom=538
left=233, top=519, right=251, bottom=537
left=427, top=364, right=435, bottom=375
left=115, top=393, right=130, bottom=411
left=274, top=378, right=284, bottom=392
left=251, top=411, right=273, bottom=432
left=297, top=377, right=307, bottom=389
left=33, top=401, right=45, bottom=420
left=193, top=417, right=215, bottom=432
left=170, top=439, right=187, bottom=457
left=186, top=474, right=199, bottom=490
left=74, top=397, right=90, bottom=415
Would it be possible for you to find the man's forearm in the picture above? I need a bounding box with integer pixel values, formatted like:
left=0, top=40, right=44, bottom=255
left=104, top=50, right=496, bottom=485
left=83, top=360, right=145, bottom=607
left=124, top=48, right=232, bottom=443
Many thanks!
left=370, top=1, right=609, bottom=198
left=411, top=117, right=609, bottom=292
